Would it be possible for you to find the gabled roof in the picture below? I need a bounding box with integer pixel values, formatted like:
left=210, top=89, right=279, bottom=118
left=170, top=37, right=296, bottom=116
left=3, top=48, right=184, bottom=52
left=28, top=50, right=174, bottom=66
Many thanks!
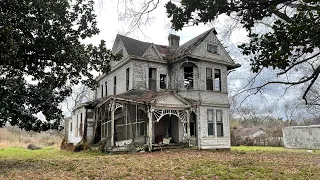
left=117, top=34, right=151, bottom=56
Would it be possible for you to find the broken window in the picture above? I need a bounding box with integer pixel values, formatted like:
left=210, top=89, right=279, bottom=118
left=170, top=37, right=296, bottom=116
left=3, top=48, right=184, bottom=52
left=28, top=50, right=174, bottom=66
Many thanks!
left=207, top=109, right=215, bottom=136
left=190, top=112, right=196, bottom=136
left=216, top=110, right=223, bottom=137
left=207, top=43, right=218, bottom=54
left=160, top=74, right=167, bottom=89
left=101, top=84, right=104, bottom=98
left=214, top=69, right=221, bottom=91
left=113, top=76, right=117, bottom=95
left=184, top=66, right=193, bottom=89
left=148, top=68, right=157, bottom=90
left=206, top=68, right=213, bottom=90
left=126, top=68, right=130, bottom=91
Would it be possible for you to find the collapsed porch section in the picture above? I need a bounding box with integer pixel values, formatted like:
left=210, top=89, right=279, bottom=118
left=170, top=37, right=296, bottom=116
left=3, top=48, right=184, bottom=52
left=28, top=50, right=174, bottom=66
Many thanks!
left=94, top=90, right=196, bottom=151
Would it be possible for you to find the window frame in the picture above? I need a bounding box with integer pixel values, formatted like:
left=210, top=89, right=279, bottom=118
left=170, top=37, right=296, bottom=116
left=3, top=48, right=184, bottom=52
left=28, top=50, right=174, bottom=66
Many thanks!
left=214, top=69, right=221, bottom=91
left=126, top=68, right=130, bottom=91
left=207, top=109, right=224, bottom=137
left=160, top=74, right=167, bottom=89
left=206, top=68, right=213, bottom=90
left=206, top=43, right=219, bottom=54
left=113, top=76, right=117, bottom=95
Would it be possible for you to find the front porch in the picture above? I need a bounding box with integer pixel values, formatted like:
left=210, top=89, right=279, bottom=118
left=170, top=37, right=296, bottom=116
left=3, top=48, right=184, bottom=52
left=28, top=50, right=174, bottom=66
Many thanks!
left=94, top=90, right=196, bottom=152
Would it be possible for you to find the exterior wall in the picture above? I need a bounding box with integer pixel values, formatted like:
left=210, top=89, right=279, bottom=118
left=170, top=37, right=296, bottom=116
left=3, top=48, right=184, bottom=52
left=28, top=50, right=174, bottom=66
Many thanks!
left=97, top=61, right=134, bottom=98
left=197, top=105, right=230, bottom=149
left=283, top=126, right=320, bottom=149
left=68, top=106, right=86, bottom=144
left=132, top=60, right=168, bottom=90
left=143, top=46, right=162, bottom=60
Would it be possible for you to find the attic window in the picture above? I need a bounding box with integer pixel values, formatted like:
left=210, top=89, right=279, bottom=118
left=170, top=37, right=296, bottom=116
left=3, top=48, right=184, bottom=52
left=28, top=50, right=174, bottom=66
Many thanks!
left=207, top=43, right=218, bottom=54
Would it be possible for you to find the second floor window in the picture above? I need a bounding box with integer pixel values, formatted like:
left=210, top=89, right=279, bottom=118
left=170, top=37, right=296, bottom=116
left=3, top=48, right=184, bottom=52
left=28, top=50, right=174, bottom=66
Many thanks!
left=113, top=76, right=117, bottom=95
left=206, top=68, right=213, bottom=90
left=148, top=68, right=157, bottom=90
left=184, top=66, right=193, bottom=89
left=214, top=69, right=221, bottom=91
left=105, top=81, right=108, bottom=97
left=160, top=74, right=167, bottom=89
left=101, top=84, right=104, bottom=97
left=126, top=68, right=129, bottom=91
left=207, top=43, right=218, bottom=54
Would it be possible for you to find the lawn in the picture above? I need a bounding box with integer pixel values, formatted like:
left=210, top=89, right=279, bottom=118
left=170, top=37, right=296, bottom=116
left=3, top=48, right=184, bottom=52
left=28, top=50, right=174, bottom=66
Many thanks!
left=0, top=146, right=319, bottom=179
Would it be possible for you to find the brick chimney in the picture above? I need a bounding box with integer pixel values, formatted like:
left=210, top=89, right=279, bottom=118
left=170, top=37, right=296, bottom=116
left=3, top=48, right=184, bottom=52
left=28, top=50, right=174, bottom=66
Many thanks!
left=168, top=34, right=180, bottom=47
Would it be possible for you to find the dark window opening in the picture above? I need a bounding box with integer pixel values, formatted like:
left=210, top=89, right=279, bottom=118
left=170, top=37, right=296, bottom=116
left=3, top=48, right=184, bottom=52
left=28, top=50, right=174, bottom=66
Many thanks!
left=148, top=68, right=157, bottom=90
left=126, top=68, right=129, bottom=91
left=207, top=43, right=218, bottom=54
left=160, top=74, right=167, bottom=89
left=190, top=113, right=196, bottom=136
left=70, top=122, right=73, bottom=132
left=184, top=66, right=193, bottom=89
left=101, top=84, right=104, bottom=97
left=214, top=69, right=221, bottom=91
left=113, top=76, right=117, bottom=95
left=105, top=81, right=108, bottom=97
left=80, top=113, right=83, bottom=136
left=206, top=68, right=213, bottom=90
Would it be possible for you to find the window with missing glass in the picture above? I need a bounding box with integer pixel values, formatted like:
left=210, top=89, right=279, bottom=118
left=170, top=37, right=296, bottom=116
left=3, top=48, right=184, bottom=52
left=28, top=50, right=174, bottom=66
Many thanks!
left=160, top=74, right=167, bottom=89
left=207, top=43, right=218, bottom=54
left=214, top=69, right=221, bottom=91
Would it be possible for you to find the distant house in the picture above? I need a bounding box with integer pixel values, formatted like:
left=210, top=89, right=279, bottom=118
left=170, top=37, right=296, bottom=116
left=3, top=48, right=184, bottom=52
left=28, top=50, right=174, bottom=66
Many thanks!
left=234, top=127, right=266, bottom=140
left=66, top=29, right=240, bottom=151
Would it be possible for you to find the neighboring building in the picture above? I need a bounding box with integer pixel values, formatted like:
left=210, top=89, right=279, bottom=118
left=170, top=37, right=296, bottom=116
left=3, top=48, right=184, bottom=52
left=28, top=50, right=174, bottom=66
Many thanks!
left=234, top=127, right=266, bottom=140
left=283, top=117, right=320, bottom=149
left=67, top=28, right=240, bottom=151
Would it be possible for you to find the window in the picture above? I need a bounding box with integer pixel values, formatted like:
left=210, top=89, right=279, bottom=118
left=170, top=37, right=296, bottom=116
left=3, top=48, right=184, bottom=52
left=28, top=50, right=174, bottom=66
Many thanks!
left=207, top=109, right=224, bottom=137
left=105, top=81, right=108, bottom=97
left=101, top=84, right=104, bottom=97
left=184, top=66, right=193, bottom=89
left=80, top=113, right=83, bottom=136
left=117, top=49, right=123, bottom=56
left=206, top=68, right=213, bottom=90
left=148, top=68, right=157, bottom=90
left=160, top=74, right=167, bottom=89
left=207, top=110, right=215, bottom=136
left=216, top=110, right=223, bottom=137
left=126, top=68, right=130, bottom=91
left=76, top=114, right=78, bottom=137
left=214, top=69, right=221, bottom=91
left=70, top=122, right=73, bottom=132
left=190, top=112, right=196, bottom=136
left=207, top=43, right=218, bottom=54
left=113, top=76, right=117, bottom=95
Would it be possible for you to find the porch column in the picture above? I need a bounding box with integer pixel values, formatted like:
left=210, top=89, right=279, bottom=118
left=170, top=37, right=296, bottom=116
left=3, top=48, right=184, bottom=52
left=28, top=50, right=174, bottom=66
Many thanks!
left=186, top=109, right=191, bottom=147
left=148, top=108, right=153, bottom=152
left=110, top=100, right=115, bottom=147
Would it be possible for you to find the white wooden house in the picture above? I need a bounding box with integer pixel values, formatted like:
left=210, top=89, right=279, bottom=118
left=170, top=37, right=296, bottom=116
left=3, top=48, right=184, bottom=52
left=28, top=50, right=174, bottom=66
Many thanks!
left=67, top=28, right=240, bottom=151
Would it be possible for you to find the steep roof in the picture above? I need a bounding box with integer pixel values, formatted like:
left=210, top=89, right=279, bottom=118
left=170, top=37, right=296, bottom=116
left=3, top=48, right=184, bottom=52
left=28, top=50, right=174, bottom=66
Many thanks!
left=117, top=34, right=151, bottom=56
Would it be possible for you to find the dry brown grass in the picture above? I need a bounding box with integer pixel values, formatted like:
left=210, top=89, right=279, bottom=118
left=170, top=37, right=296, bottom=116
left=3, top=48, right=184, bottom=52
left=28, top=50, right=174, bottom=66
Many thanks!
left=0, top=147, right=320, bottom=179
left=0, top=126, right=62, bottom=149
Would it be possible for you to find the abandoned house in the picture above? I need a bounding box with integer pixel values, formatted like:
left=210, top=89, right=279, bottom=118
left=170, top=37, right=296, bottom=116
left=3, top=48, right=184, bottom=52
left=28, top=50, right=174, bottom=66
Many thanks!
left=67, top=28, right=240, bottom=151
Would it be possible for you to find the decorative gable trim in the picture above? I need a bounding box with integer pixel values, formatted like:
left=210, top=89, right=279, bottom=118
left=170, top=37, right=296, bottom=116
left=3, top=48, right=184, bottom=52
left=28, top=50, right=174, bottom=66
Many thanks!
left=151, top=91, right=191, bottom=107
left=142, top=44, right=163, bottom=60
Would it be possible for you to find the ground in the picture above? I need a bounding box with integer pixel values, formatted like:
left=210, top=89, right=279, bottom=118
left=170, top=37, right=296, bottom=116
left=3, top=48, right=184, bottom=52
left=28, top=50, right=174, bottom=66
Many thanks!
left=0, top=147, right=319, bottom=179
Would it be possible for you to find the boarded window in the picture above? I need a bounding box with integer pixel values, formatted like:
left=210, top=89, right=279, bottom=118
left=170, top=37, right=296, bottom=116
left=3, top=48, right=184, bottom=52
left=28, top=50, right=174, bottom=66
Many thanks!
left=126, top=68, right=129, bottom=91
left=184, top=66, right=193, bottom=89
left=148, top=68, right=157, bottom=90
left=160, top=74, right=167, bottom=89
left=113, top=76, right=117, bottom=95
left=214, top=69, right=221, bottom=91
left=207, top=110, right=215, bottom=136
left=206, top=68, right=213, bottom=90
left=207, top=43, right=218, bottom=54
left=216, top=110, right=223, bottom=137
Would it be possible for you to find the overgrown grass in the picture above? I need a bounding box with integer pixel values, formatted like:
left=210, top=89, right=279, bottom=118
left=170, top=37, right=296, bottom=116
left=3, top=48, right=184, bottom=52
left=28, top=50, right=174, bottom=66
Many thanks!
left=232, top=146, right=320, bottom=153
left=1, top=147, right=319, bottom=179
